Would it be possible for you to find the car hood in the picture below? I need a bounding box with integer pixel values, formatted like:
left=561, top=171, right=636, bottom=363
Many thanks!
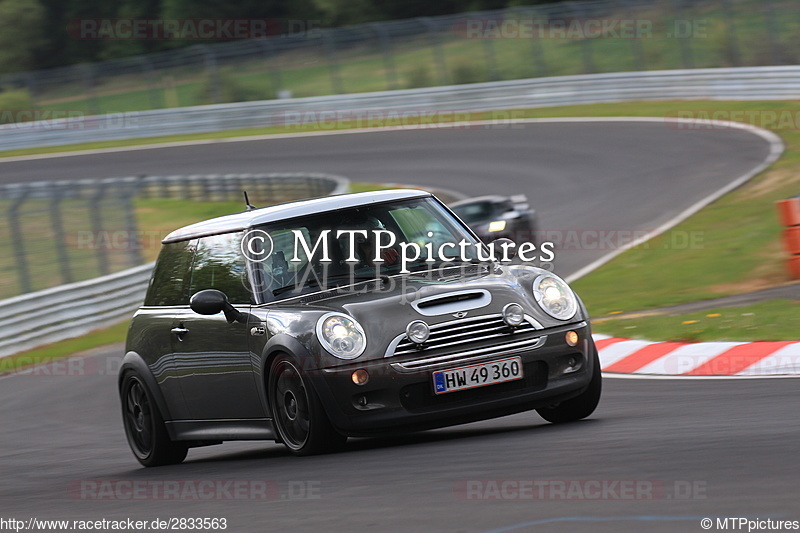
left=267, top=264, right=587, bottom=363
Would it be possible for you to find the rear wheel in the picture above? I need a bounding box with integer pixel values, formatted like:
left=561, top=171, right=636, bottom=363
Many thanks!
left=537, top=343, right=602, bottom=424
left=269, top=355, right=346, bottom=456
left=121, top=372, right=188, bottom=467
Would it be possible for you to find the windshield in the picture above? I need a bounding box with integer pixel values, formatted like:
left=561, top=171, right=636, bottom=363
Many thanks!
left=248, top=197, right=482, bottom=301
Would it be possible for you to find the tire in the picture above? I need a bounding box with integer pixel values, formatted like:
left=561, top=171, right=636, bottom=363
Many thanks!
left=537, top=343, right=602, bottom=424
left=120, top=372, right=188, bottom=467
left=269, top=355, right=346, bottom=456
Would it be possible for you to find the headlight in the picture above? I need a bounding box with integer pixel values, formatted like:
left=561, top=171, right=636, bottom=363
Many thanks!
left=487, top=220, right=507, bottom=232
left=532, top=274, right=577, bottom=321
left=316, top=313, right=366, bottom=359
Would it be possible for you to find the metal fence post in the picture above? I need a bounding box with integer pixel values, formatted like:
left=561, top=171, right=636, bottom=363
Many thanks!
left=720, top=0, right=741, bottom=67
left=197, top=45, right=222, bottom=104
left=80, top=63, right=101, bottom=116
left=512, top=6, right=549, bottom=78
left=8, top=189, right=32, bottom=294
left=138, top=56, right=162, bottom=109
left=672, top=0, right=694, bottom=69
left=259, top=39, right=284, bottom=98
left=50, top=187, right=73, bottom=285
left=369, top=23, right=399, bottom=91
left=619, top=0, right=646, bottom=71
left=122, top=182, right=143, bottom=267
left=321, top=30, right=345, bottom=94
left=762, top=0, right=783, bottom=65
left=565, top=2, right=597, bottom=74
left=24, top=72, right=39, bottom=106
left=474, top=13, right=500, bottom=82
left=89, top=182, right=110, bottom=276
left=419, top=17, right=449, bottom=86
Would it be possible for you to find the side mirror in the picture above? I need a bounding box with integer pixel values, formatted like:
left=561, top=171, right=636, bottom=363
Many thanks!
left=190, top=289, right=245, bottom=323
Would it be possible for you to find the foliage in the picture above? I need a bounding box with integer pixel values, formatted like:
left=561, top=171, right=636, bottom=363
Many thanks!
left=0, top=0, right=46, bottom=74
left=0, top=88, right=35, bottom=123
left=14, top=0, right=568, bottom=72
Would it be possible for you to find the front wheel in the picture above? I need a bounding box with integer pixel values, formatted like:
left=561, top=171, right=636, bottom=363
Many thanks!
left=537, top=343, right=602, bottom=424
left=120, top=372, right=188, bottom=467
left=269, top=355, right=346, bottom=456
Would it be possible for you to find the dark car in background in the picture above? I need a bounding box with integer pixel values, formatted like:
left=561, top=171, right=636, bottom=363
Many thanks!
left=450, top=194, right=537, bottom=244
left=120, top=189, right=600, bottom=466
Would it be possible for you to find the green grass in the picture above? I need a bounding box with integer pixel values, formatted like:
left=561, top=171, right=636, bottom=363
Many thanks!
left=592, top=300, right=800, bottom=342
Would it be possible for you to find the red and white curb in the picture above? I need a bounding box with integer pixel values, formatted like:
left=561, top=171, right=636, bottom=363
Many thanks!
left=593, top=334, right=800, bottom=377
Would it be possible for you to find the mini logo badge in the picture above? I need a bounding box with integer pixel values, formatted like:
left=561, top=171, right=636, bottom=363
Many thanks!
left=453, top=311, right=468, bottom=318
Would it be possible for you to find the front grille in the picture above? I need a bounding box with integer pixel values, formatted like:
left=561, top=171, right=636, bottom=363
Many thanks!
left=391, top=313, right=538, bottom=358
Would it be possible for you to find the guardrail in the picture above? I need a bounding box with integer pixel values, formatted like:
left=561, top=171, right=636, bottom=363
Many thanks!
left=0, top=173, right=349, bottom=358
left=0, top=264, right=153, bottom=357
left=3, top=66, right=800, bottom=152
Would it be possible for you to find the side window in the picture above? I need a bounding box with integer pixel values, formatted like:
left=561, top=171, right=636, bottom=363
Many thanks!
left=189, top=232, right=252, bottom=305
left=144, top=240, right=196, bottom=306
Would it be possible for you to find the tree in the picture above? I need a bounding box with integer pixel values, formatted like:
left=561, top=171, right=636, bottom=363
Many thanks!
left=0, top=0, right=46, bottom=73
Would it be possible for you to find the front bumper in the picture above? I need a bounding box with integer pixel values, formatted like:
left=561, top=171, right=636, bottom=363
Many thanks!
left=311, top=322, right=594, bottom=436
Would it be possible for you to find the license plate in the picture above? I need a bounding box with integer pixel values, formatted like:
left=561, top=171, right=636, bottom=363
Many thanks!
left=432, top=357, right=523, bottom=395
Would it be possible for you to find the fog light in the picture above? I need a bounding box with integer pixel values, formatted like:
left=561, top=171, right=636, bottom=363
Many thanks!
left=502, top=303, right=525, bottom=327
left=565, top=331, right=579, bottom=346
left=406, top=320, right=430, bottom=344
left=352, top=369, right=369, bottom=385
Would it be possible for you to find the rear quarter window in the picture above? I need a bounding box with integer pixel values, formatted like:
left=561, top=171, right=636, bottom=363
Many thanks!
left=144, top=240, right=196, bottom=306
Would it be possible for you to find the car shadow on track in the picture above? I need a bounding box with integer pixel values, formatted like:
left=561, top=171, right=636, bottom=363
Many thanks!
left=174, top=418, right=601, bottom=467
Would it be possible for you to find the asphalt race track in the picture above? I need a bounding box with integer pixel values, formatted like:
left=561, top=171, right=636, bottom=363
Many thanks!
left=2, top=120, right=797, bottom=532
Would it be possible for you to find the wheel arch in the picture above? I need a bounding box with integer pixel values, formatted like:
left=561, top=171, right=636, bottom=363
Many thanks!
left=258, top=334, right=316, bottom=416
left=118, top=351, right=175, bottom=427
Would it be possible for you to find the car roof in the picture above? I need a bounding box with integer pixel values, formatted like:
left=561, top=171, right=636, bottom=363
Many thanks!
left=163, top=189, right=432, bottom=243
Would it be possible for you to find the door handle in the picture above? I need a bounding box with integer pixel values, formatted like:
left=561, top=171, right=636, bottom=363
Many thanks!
left=171, top=327, right=189, bottom=340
